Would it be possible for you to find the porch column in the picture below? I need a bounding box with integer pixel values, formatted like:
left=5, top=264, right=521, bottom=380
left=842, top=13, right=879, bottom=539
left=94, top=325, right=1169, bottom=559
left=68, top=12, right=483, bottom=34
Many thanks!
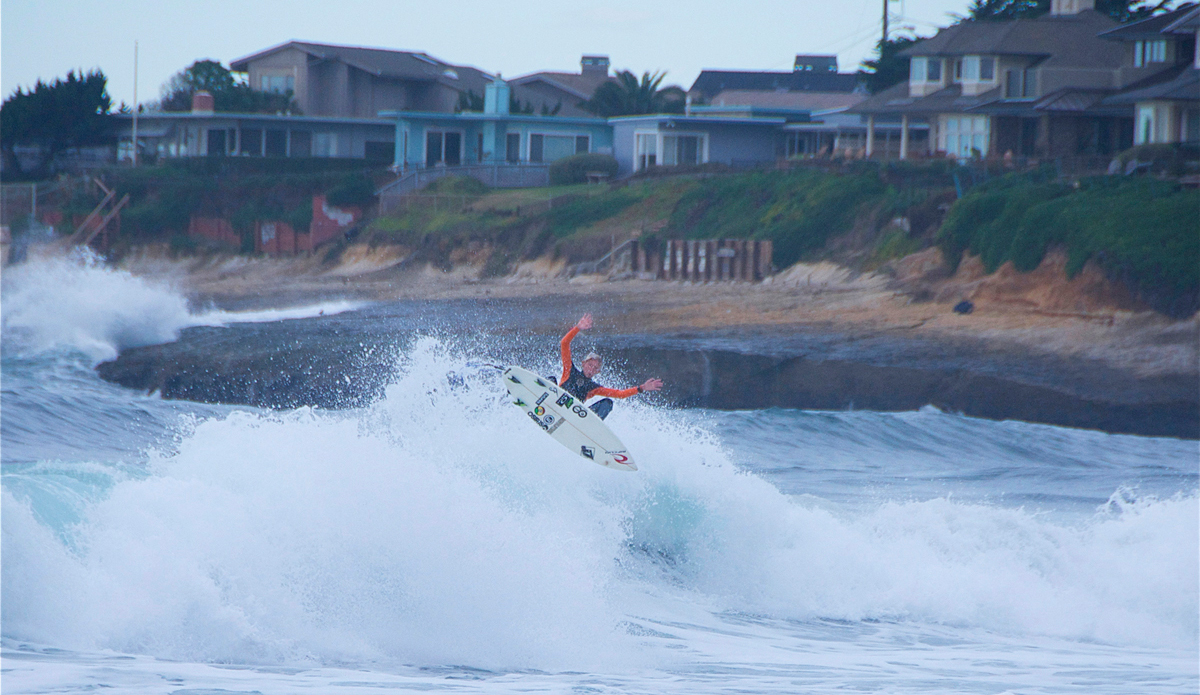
left=900, top=115, right=910, bottom=160
left=866, top=115, right=876, bottom=158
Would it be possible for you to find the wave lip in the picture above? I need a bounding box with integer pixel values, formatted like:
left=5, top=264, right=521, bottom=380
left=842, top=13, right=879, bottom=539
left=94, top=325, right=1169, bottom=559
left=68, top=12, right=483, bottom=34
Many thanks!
left=1, top=253, right=363, bottom=362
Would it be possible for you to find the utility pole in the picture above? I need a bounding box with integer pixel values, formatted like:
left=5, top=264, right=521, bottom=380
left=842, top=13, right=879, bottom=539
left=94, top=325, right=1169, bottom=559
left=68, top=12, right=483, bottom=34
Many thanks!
left=882, top=0, right=889, bottom=47
left=132, top=40, right=138, bottom=166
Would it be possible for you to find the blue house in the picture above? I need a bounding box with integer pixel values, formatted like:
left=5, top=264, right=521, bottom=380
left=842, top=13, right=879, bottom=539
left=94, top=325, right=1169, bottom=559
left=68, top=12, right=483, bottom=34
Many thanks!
left=381, top=79, right=612, bottom=169
left=609, top=113, right=789, bottom=175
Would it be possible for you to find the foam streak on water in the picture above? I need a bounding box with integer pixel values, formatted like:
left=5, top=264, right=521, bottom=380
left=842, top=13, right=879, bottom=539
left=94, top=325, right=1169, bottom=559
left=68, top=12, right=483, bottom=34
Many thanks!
left=2, top=255, right=1197, bottom=694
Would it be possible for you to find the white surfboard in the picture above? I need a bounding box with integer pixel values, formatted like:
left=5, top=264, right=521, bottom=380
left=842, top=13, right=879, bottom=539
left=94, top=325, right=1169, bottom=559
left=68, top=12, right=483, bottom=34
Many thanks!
left=502, top=365, right=637, bottom=471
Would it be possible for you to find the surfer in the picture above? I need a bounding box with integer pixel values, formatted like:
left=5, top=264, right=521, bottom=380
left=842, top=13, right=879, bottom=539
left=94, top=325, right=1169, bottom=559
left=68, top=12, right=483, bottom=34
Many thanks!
left=556, top=313, right=662, bottom=419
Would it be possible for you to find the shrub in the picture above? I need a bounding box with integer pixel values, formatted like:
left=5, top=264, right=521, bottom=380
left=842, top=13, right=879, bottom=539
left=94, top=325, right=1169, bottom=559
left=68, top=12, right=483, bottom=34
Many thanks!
left=666, top=170, right=888, bottom=267
left=548, top=154, right=619, bottom=186
left=937, top=174, right=1200, bottom=316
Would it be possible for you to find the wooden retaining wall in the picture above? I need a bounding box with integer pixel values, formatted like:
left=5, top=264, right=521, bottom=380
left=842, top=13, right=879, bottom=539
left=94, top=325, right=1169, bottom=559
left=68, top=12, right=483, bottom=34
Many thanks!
left=627, top=239, right=773, bottom=282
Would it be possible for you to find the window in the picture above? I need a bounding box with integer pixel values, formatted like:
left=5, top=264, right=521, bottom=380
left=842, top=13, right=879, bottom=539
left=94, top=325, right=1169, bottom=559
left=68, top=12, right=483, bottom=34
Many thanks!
left=265, top=129, right=286, bottom=157
left=425, top=130, right=461, bottom=167
left=927, top=59, right=942, bottom=82
left=963, top=56, right=980, bottom=81
left=1022, top=68, right=1036, bottom=97
left=506, top=133, right=520, bottom=163
left=207, top=129, right=227, bottom=156
left=575, top=135, right=589, bottom=154
left=939, top=115, right=989, bottom=158
left=529, top=133, right=580, bottom=163
left=979, top=57, right=994, bottom=81
left=477, top=133, right=484, bottom=162
left=911, top=57, right=927, bottom=82
left=1135, top=39, right=1168, bottom=67
left=953, top=59, right=963, bottom=82
left=314, top=132, right=337, bottom=157
left=662, top=135, right=701, bottom=166
left=240, top=128, right=262, bottom=156
left=1005, top=69, right=1022, bottom=98
left=290, top=130, right=312, bottom=157
left=635, top=133, right=657, bottom=170
left=1149, top=40, right=1166, bottom=63
left=261, top=74, right=295, bottom=94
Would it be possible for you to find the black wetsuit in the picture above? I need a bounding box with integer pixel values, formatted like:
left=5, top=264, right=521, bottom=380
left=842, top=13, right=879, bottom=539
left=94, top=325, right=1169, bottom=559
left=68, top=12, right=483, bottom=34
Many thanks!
left=556, top=365, right=615, bottom=419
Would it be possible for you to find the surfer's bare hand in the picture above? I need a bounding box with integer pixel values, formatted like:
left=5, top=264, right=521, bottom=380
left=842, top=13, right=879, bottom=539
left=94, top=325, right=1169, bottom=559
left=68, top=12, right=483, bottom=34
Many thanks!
left=577, top=313, right=593, bottom=330
left=640, top=378, right=663, bottom=392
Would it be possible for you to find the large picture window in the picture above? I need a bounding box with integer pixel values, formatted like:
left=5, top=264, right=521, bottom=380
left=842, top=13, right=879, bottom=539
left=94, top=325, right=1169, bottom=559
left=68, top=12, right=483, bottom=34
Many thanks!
left=529, top=133, right=582, bottom=163
left=425, top=130, right=462, bottom=167
left=662, top=135, right=701, bottom=166
left=261, top=74, right=295, bottom=94
left=939, top=115, right=989, bottom=158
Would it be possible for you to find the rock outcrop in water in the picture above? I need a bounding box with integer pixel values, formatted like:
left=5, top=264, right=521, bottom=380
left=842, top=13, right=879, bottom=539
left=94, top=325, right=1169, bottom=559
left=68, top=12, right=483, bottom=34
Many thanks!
left=96, top=314, right=1198, bottom=439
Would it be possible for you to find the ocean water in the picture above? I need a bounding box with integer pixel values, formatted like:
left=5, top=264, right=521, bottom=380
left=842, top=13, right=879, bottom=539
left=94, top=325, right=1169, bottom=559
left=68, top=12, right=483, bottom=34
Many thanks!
left=2, top=254, right=1197, bottom=694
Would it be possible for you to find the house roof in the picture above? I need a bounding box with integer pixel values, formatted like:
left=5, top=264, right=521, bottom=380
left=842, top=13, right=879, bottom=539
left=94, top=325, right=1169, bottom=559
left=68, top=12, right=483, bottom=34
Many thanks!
left=229, top=41, right=495, bottom=92
left=1098, top=3, right=1198, bottom=40
left=1163, top=6, right=1200, bottom=32
left=510, top=70, right=614, bottom=101
left=1106, top=64, right=1200, bottom=103
left=902, top=10, right=1122, bottom=69
left=707, top=89, right=866, bottom=111
left=688, top=70, right=862, bottom=99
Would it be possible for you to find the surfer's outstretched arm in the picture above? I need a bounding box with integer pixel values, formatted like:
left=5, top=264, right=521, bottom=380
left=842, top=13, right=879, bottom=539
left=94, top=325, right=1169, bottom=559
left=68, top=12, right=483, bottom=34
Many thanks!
left=560, top=313, right=592, bottom=384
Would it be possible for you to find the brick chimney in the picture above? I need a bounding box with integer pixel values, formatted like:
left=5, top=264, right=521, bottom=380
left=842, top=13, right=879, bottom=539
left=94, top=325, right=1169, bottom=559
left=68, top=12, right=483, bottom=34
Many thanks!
left=581, top=55, right=610, bottom=76
left=191, top=90, right=215, bottom=113
left=1050, top=0, right=1095, bottom=15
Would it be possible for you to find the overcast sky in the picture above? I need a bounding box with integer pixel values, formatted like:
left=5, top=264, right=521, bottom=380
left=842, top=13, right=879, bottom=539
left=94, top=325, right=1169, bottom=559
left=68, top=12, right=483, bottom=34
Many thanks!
left=4, top=0, right=981, bottom=107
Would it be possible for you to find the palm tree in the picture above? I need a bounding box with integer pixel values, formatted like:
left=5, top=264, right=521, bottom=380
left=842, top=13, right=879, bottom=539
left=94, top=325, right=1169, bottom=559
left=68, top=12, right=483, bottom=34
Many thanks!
left=581, top=70, right=686, bottom=117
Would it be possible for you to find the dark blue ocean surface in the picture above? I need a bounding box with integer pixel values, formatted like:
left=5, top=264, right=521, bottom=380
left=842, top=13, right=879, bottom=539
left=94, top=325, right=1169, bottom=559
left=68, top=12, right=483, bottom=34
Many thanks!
left=3, top=256, right=1197, bottom=694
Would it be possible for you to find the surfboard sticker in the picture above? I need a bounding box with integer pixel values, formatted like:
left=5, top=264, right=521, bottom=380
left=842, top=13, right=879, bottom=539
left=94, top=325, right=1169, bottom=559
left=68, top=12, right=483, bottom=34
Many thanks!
left=502, top=365, right=637, bottom=471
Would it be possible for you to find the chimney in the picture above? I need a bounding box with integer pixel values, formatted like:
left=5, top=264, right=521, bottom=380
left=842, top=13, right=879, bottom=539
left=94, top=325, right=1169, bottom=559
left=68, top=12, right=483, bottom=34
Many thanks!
left=1050, top=0, right=1095, bottom=15
left=581, top=55, right=610, bottom=76
left=484, top=77, right=510, bottom=115
left=191, top=90, right=215, bottom=113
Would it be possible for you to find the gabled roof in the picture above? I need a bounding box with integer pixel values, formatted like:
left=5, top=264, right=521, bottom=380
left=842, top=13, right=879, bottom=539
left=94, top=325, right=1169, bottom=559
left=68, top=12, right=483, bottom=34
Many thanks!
left=1099, top=3, right=1198, bottom=40
left=902, top=9, right=1121, bottom=68
left=688, top=70, right=862, bottom=99
left=229, top=41, right=495, bottom=92
left=1163, top=6, right=1200, bottom=32
left=510, top=70, right=613, bottom=101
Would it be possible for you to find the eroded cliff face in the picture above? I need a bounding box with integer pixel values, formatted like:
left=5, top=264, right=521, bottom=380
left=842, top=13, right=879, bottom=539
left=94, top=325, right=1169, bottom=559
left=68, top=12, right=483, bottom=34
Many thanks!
left=891, top=248, right=1149, bottom=316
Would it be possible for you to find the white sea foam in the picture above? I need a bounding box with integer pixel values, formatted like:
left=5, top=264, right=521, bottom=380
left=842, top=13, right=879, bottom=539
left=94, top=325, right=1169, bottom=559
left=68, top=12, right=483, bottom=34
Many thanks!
left=2, top=338, right=1195, bottom=673
left=0, top=253, right=360, bottom=362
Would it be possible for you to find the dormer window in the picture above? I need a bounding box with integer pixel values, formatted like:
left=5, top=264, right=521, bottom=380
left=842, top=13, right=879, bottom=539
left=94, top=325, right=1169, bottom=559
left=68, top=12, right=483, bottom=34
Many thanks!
left=1134, top=39, right=1167, bottom=67
left=911, top=57, right=927, bottom=82
left=979, top=57, right=995, bottom=81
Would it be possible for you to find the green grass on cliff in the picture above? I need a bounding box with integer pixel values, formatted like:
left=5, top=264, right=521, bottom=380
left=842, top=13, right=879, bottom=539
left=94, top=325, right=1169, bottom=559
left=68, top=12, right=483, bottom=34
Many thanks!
left=665, top=170, right=891, bottom=267
left=939, top=173, right=1200, bottom=317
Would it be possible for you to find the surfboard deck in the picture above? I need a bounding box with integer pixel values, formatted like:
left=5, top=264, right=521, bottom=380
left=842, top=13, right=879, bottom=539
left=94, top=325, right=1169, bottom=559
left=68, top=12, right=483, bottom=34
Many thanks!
left=502, top=365, right=637, bottom=471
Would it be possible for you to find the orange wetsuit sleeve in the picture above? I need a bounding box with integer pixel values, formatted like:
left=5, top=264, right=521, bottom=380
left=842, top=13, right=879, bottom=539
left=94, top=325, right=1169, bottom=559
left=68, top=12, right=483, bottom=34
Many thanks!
left=560, top=326, right=579, bottom=385
left=587, top=386, right=640, bottom=400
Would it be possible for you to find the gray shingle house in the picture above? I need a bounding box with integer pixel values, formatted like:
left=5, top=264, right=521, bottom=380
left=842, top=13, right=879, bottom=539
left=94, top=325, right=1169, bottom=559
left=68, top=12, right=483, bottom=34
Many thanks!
left=1101, top=4, right=1200, bottom=145
left=851, top=0, right=1146, bottom=159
